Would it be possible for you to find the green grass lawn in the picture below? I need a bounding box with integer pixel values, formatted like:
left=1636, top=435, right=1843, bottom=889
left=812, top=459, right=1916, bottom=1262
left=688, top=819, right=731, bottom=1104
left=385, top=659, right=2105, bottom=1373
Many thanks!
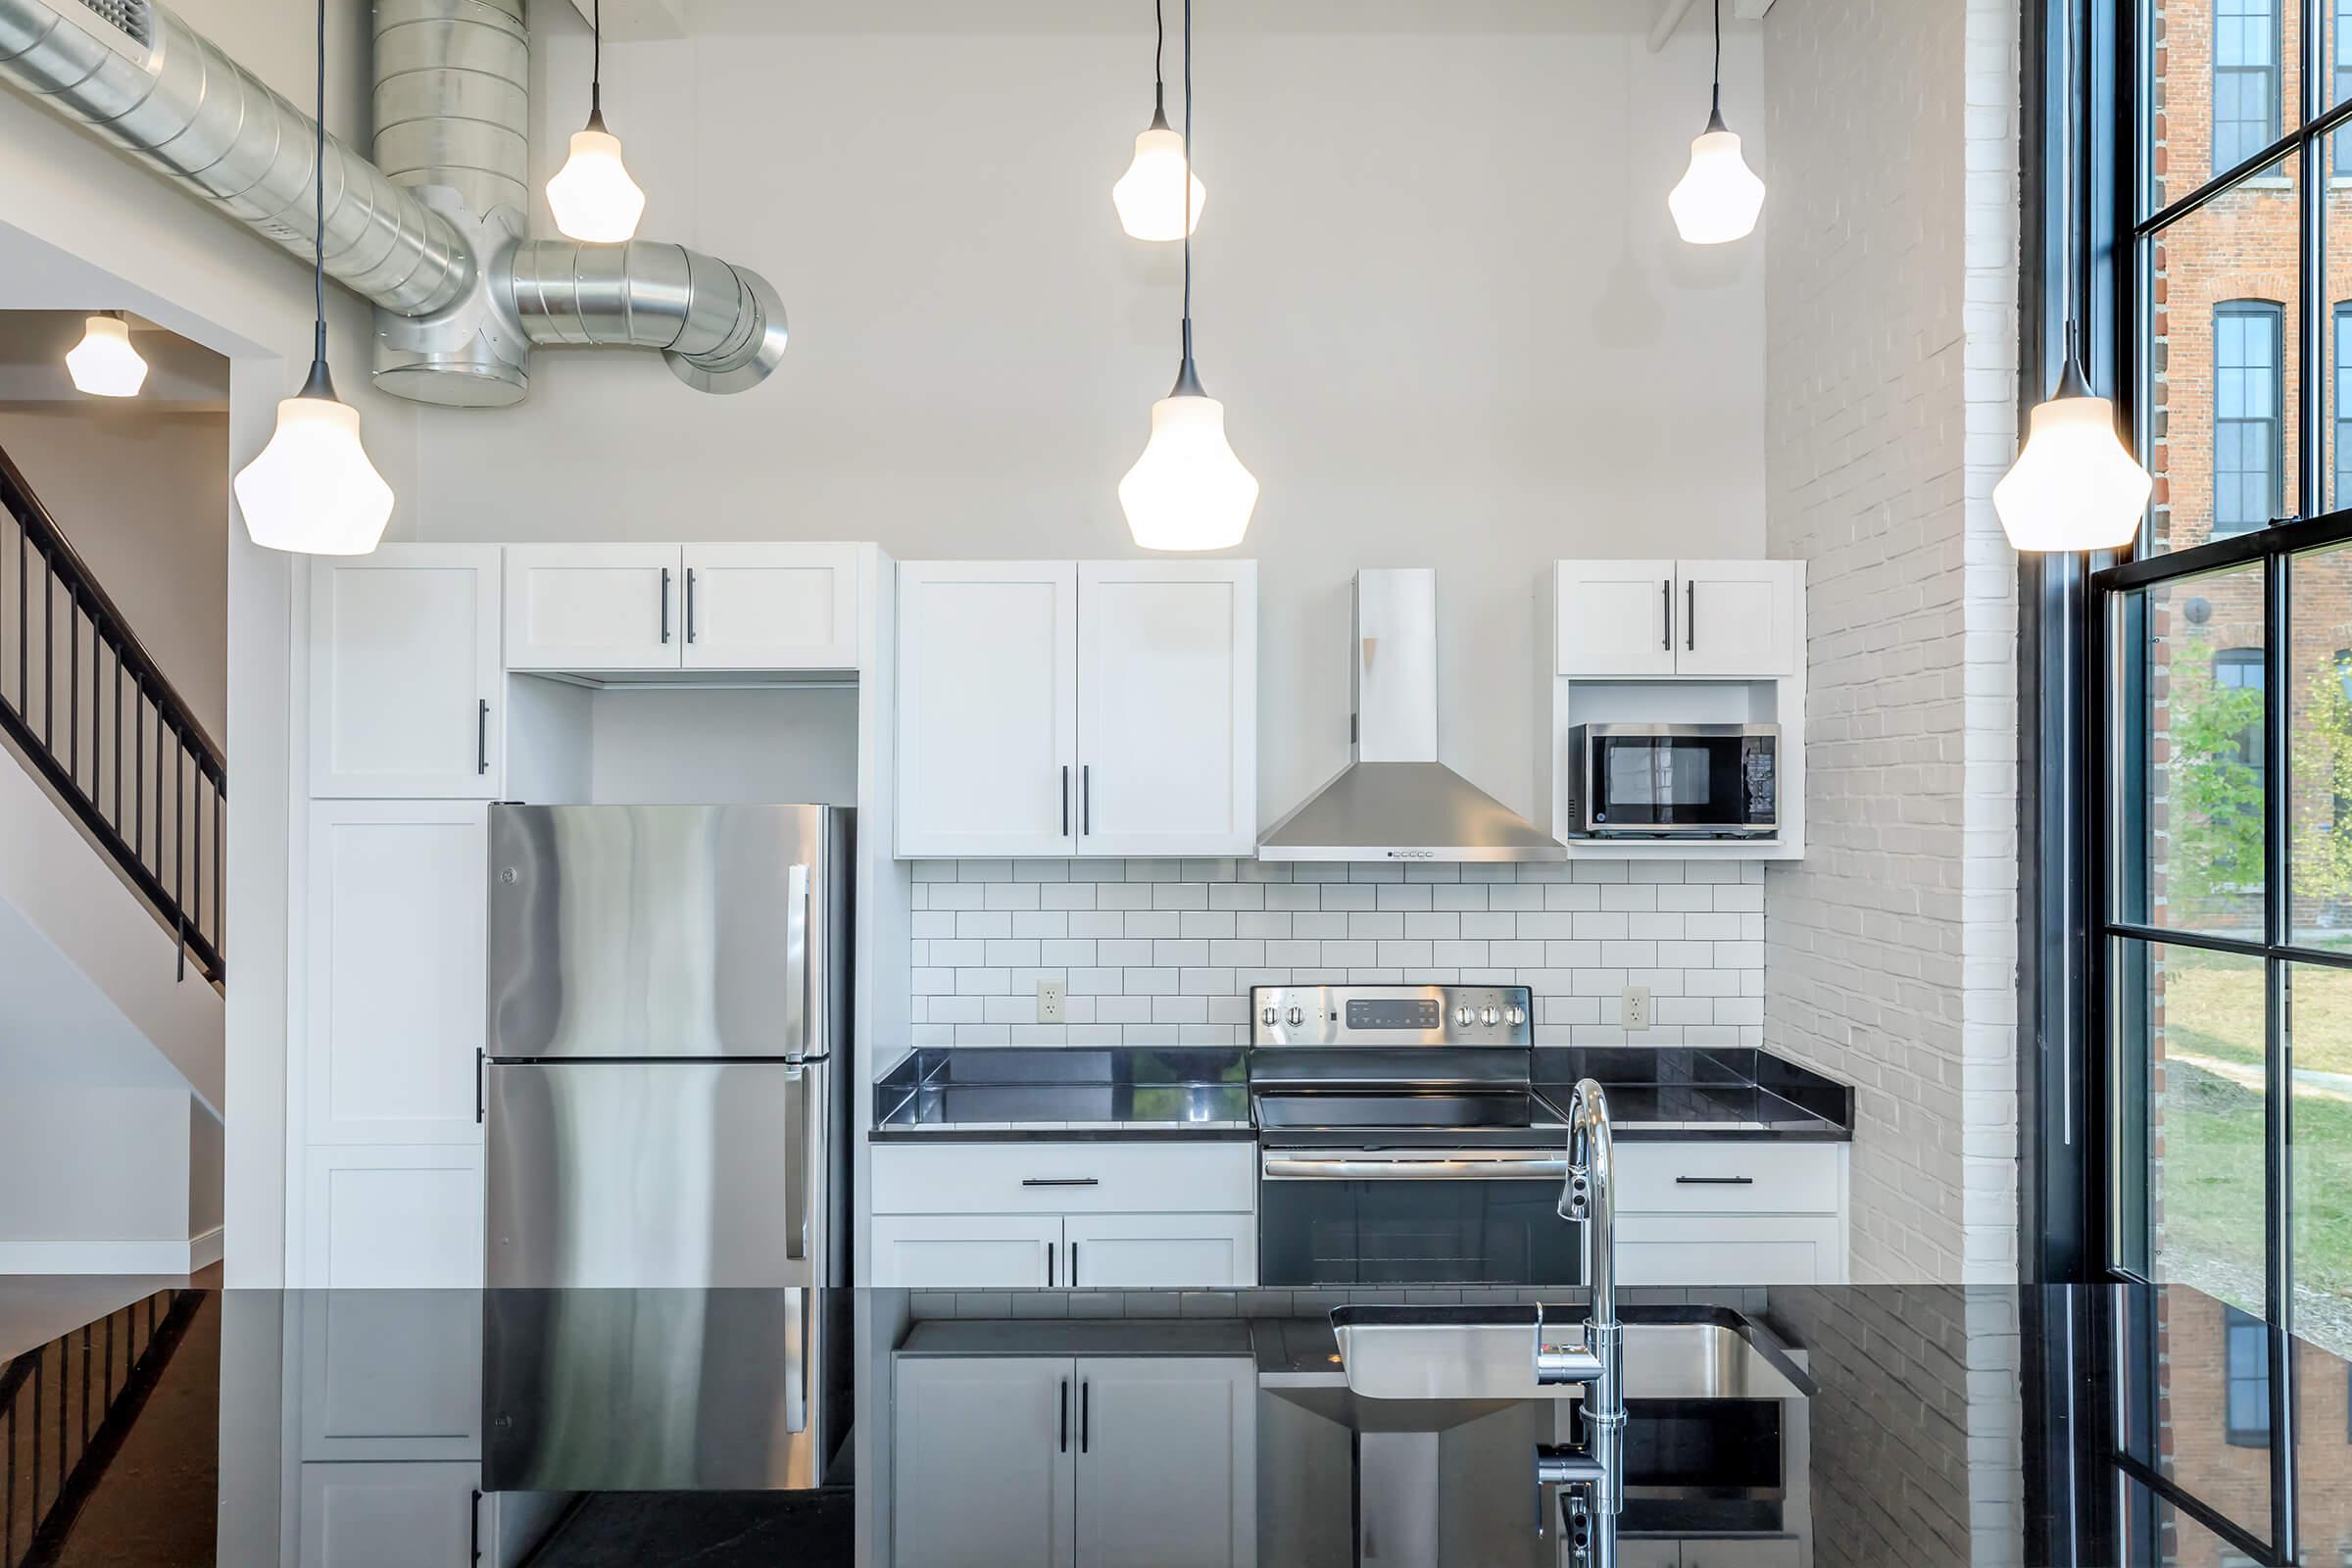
left=2157, top=948, right=2352, bottom=1316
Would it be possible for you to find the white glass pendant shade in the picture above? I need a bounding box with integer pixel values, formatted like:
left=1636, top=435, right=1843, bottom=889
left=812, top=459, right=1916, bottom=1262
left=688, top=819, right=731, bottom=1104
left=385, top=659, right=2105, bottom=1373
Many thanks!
left=1668, top=115, right=1766, bottom=245
left=233, top=391, right=394, bottom=556
left=1112, top=120, right=1205, bottom=241
left=547, top=122, right=646, bottom=242
left=1119, top=390, right=1257, bottom=551
left=1993, top=371, right=2152, bottom=553
left=66, top=315, right=147, bottom=397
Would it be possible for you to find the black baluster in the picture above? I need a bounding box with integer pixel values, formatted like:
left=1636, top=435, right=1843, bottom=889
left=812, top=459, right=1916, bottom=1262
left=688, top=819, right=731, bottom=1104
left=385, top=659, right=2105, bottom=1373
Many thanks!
left=113, top=652, right=122, bottom=832
left=68, top=602, right=78, bottom=789
left=132, top=682, right=143, bottom=859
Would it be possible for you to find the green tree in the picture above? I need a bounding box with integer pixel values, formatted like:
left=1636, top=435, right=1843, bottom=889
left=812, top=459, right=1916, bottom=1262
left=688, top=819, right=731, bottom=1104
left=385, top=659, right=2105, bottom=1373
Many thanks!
left=2167, top=656, right=2264, bottom=916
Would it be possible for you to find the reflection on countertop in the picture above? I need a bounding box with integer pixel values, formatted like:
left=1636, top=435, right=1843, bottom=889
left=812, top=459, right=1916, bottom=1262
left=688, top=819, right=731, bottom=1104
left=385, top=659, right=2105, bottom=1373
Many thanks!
left=871, top=1046, right=1253, bottom=1139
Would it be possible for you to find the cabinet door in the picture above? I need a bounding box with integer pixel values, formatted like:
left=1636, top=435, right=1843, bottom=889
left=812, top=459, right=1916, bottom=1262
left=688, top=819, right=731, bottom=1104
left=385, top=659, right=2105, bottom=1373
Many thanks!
left=681, top=543, right=860, bottom=669
left=298, top=1289, right=482, bottom=1461
left=869, top=1213, right=1062, bottom=1288
left=1613, top=1215, right=1843, bottom=1287
left=1063, top=1213, right=1255, bottom=1288
left=298, top=1461, right=479, bottom=1568
left=1075, top=562, right=1256, bottom=857
left=504, top=544, right=680, bottom=670
left=1555, top=560, right=1678, bottom=676
left=1075, top=1357, right=1254, bottom=1568
left=1676, top=560, right=1799, bottom=677
left=306, top=802, right=486, bottom=1146
left=893, top=1356, right=1075, bottom=1568
left=302, top=1146, right=485, bottom=1288
left=310, top=546, right=501, bottom=798
left=897, top=563, right=1078, bottom=858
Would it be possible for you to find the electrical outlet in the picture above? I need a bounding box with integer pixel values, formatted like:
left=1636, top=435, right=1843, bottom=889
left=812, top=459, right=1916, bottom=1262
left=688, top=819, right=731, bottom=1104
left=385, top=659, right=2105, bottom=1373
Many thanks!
left=1037, top=977, right=1067, bottom=1024
left=1621, top=986, right=1652, bottom=1031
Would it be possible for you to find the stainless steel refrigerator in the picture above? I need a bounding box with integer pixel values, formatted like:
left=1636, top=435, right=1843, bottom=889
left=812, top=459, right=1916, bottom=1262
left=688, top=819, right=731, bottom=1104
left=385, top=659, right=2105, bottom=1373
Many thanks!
left=483, top=804, right=853, bottom=1291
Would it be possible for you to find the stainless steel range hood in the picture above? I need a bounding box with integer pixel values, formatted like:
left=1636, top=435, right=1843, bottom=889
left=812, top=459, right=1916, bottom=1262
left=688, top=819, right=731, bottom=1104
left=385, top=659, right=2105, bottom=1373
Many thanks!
left=1258, top=569, right=1563, bottom=863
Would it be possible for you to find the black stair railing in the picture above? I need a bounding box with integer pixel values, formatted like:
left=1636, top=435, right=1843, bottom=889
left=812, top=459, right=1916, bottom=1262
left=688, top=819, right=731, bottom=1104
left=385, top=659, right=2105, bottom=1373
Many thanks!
left=0, top=441, right=223, bottom=985
left=0, top=1290, right=200, bottom=1568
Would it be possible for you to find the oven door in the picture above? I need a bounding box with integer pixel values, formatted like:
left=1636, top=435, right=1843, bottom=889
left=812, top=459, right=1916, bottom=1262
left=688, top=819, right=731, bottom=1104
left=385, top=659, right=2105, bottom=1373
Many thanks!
left=1578, top=724, right=1777, bottom=837
left=1257, top=1151, right=1583, bottom=1286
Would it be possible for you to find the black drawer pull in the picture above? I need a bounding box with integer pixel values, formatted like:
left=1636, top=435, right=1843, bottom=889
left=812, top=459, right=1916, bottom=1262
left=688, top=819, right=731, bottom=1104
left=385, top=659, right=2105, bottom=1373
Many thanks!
left=1021, top=1177, right=1100, bottom=1188
left=1674, top=1175, right=1756, bottom=1186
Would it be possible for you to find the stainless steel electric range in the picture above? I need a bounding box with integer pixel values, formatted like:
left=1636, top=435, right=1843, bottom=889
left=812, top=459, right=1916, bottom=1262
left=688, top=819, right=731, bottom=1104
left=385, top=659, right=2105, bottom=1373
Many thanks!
left=1250, top=982, right=1583, bottom=1287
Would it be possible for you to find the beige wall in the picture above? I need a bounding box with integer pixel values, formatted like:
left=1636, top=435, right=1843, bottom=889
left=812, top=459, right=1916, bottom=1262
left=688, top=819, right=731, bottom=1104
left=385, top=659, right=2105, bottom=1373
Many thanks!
left=0, top=404, right=227, bottom=743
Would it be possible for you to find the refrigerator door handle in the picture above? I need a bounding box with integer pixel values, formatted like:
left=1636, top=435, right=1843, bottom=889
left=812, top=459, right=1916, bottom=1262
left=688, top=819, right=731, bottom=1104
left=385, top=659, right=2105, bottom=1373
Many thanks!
left=785, top=1286, right=808, bottom=1434
left=786, top=1062, right=810, bottom=1261
left=785, top=863, right=811, bottom=1060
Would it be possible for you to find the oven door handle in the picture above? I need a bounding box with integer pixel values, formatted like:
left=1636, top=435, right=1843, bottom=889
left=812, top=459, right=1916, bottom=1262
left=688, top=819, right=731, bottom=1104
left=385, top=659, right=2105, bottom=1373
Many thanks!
left=1260, top=1152, right=1569, bottom=1180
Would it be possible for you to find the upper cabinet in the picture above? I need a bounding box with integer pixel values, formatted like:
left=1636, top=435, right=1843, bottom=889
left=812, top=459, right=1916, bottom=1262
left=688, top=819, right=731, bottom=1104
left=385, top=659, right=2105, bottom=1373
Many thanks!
left=504, top=543, right=859, bottom=672
left=1555, top=560, right=1801, bottom=678
left=310, top=546, right=503, bottom=799
left=895, top=561, right=1257, bottom=858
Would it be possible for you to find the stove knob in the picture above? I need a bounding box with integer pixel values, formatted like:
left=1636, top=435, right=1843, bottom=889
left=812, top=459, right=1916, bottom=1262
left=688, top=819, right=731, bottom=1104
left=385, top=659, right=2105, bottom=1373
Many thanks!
left=1287, top=1005, right=1305, bottom=1026
left=1454, top=1004, right=1475, bottom=1028
left=1261, top=1004, right=1279, bottom=1027
left=1480, top=1005, right=1501, bottom=1026
left=1504, top=1004, right=1528, bottom=1027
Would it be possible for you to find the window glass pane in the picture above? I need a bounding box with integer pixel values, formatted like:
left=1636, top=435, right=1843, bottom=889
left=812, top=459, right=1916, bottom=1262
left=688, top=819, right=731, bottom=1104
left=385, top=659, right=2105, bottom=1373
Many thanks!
left=2334, top=305, right=2352, bottom=509
left=2145, top=162, right=2303, bottom=554
left=2291, top=545, right=2352, bottom=947
left=2286, top=962, right=2352, bottom=1358
left=2148, top=0, right=2297, bottom=212
left=2292, top=1335, right=2352, bottom=1532
left=2117, top=1293, right=2278, bottom=1547
left=2119, top=566, right=2269, bottom=937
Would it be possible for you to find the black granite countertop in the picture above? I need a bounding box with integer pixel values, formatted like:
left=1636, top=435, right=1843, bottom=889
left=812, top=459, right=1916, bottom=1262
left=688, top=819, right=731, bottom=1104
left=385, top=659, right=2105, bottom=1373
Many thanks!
left=871, top=1046, right=1253, bottom=1140
left=1533, top=1047, right=1854, bottom=1141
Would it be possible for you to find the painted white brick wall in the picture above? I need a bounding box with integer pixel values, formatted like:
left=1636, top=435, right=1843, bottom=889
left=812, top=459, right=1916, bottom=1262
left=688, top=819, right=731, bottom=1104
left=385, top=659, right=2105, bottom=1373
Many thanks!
left=906, top=858, right=1765, bottom=1049
left=1761, top=0, right=2021, bottom=1298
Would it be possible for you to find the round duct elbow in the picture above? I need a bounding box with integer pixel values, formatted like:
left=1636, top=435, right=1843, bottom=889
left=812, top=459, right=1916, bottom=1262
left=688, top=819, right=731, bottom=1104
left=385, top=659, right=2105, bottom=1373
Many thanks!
left=665, top=263, right=788, bottom=394
left=507, top=239, right=787, bottom=395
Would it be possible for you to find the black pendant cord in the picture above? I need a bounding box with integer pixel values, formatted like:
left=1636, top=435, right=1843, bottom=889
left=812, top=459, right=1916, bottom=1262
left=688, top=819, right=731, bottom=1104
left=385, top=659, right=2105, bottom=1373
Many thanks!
left=588, top=0, right=606, bottom=129
left=1710, top=0, right=1722, bottom=122
left=1151, top=0, right=1167, bottom=124
left=2053, top=0, right=2087, bottom=389
left=1172, top=0, right=1201, bottom=397
left=301, top=0, right=332, bottom=400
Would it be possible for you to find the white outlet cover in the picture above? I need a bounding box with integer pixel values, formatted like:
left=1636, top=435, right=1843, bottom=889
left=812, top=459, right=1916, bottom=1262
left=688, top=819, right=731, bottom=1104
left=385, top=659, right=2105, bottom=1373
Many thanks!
left=1037, top=977, right=1067, bottom=1023
left=1621, top=986, right=1651, bottom=1031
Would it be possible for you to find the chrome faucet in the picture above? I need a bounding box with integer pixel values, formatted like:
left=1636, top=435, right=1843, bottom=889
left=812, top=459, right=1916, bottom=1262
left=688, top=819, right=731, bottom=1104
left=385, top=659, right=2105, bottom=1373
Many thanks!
left=1533, top=1078, right=1622, bottom=1567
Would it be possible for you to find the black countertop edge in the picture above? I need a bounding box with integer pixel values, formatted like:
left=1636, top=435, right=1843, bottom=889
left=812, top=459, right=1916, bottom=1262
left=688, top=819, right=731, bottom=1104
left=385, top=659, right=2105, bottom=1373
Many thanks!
left=868, top=1125, right=1259, bottom=1144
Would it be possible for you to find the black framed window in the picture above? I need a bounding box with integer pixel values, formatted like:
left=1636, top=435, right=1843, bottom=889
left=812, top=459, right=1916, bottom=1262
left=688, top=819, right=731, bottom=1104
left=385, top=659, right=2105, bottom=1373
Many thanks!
left=2215, top=301, right=2284, bottom=535
left=2214, top=0, right=2282, bottom=170
left=2225, top=1309, right=2274, bottom=1446
left=2335, top=303, right=2352, bottom=506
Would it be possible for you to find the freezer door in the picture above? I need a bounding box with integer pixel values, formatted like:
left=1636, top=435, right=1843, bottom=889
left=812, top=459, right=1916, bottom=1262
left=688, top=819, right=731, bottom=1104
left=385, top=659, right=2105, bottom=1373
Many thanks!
left=488, top=805, right=848, bottom=1060
left=486, top=1060, right=826, bottom=1288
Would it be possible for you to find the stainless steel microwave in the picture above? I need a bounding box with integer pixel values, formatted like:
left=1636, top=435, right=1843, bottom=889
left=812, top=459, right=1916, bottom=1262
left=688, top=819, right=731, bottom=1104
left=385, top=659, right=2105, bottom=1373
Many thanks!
left=1563, top=722, right=1779, bottom=839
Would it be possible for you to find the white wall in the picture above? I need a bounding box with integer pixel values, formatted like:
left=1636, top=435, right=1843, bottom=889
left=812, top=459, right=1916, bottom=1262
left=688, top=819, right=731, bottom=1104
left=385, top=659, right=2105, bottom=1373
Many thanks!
left=408, top=1, right=1770, bottom=831
left=0, top=1086, right=202, bottom=1271
left=1760, top=0, right=2021, bottom=1287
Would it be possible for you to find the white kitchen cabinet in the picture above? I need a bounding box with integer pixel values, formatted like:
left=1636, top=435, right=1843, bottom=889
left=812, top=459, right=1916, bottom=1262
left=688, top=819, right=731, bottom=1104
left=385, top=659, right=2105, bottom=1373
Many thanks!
left=296, top=1461, right=479, bottom=1568
left=1676, top=561, right=1800, bottom=677
left=893, top=1356, right=1077, bottom=1568
left=870, top=1142, right=1254, bottom=1216
left=1074, top=1357, right=1254, bottom=1568
left=896, top=561, right=1257, bottom=858
left=297, top=1289, right=482, bottom=1461
left=503, top=544, right=678, bottom=671
left=304, top=802, right=485, bottom=1147
left=309, top=546, right=501, bottom=798
left=897, top=562, right=1080, bottom=858
left=1554, top=559, right=1678, bottom=676
left=680, top=543, right=859, bottom=669
left=1554, top=560, right=1801, bottom=679
left=1063, top=1213, right=1255, bottom=1288
left=1613, top=1141, right=1848, bottom=1286
left=871, top=1213, right=1063, bottom=1289
left=301, top=1145, right=484, bottom=1289
left=1073, top=562, right=1256, bottom=857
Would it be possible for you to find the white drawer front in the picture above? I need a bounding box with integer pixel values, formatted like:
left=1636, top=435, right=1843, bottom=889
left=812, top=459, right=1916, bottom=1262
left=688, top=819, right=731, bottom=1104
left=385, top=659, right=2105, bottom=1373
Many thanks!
left=1617, top=1217, right=1843, bottom=1286
left=870, top=1142, right=1254, bottom=1215
left=1613, top=1142, right=1840, bottom=1215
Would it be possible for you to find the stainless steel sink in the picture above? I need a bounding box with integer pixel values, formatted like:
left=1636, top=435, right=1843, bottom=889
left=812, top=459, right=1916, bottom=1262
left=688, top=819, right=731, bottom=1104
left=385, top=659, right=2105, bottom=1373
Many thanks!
left=1317, top=1303, right=1814, bottom=1430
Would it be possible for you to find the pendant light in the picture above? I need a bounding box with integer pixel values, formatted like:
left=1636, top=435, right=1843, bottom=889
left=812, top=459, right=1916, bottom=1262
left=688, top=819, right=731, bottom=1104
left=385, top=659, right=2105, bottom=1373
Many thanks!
left=546, top=0, right=646, bottom=243
left=231, top=0, right=394, bottom=557
left=1668, top=0, right=1766, bottom=246
left=1991, top=0, right=2150, bottom=552
left=66, top=313, right=147, bottom=397
left=1110, top=0, right=1204, bottom=241
left=1118, top=0, right=1256, bottom=551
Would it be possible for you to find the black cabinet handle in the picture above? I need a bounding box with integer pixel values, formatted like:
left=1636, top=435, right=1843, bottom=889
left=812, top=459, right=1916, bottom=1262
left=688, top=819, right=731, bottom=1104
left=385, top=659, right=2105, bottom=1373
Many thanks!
left=661, top=566, right=671, bottom=643
left=1022, top=1177, right=1100, bottom=1188
left=1686, top=578, right=1695, bottom=651
left=1069, top=1242, right=1080, bottom=1287
left=1081, top=1381, right=1091, bottom=1453
left=476, top=699, right=489, bottom=774
left=470, top=1489, right=483, bottom=1564
left=686, top=566, right=698, bottom=643
left=1061, top=765, right=1070, bottom=837
left=1082, top=765, right=1092, bottom=835
left=1660, top=578, right=1672, bottom=651
left=475, top=1049, right=485, bottom=1124
left=1059, top=1379, right=1069, bottom=1452
left=1674, top=1175, right=1755, bottom=1186
left=1046, top=1241, right=1055, bottom=1287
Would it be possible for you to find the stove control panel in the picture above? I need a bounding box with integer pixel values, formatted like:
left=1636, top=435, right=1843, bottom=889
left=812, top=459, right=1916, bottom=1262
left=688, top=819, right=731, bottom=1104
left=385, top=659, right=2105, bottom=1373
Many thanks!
left=1250, top=984, right=1534, bottom=1048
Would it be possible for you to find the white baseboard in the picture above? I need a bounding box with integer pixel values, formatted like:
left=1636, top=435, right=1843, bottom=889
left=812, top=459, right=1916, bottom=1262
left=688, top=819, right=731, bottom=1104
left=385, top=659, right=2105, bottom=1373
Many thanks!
left=0, top=1225, right=223, bottom=1276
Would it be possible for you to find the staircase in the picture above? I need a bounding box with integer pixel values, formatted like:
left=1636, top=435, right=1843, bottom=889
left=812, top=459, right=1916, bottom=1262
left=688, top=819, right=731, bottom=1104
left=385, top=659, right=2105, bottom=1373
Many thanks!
left=0, top=438, right=225, bottom=1274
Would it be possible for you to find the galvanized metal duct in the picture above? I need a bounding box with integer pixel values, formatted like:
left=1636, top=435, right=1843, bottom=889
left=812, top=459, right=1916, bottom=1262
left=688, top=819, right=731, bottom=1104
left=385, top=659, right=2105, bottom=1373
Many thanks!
left=0, top=0, right=472, bottom=316
left=510, top=240, right=789, bottom=393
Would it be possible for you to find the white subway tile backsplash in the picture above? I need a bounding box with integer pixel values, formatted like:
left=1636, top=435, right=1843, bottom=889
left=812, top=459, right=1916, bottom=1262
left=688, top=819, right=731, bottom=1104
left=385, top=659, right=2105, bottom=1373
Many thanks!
left=906, top=860, right=1769, bottom=1049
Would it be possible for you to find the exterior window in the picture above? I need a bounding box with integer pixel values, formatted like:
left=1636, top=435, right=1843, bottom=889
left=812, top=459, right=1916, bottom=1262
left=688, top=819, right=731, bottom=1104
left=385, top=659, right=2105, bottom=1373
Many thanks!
left=2214, top=647, right=2266, bottom=782
left=2225, top=1311, right=2271, bottom=1446
left=2337, top=304, right=2352, bottom=508
left=2214, top=0, right=2280, bottom=171
left=2216, top=302, right=2284, bottom=536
